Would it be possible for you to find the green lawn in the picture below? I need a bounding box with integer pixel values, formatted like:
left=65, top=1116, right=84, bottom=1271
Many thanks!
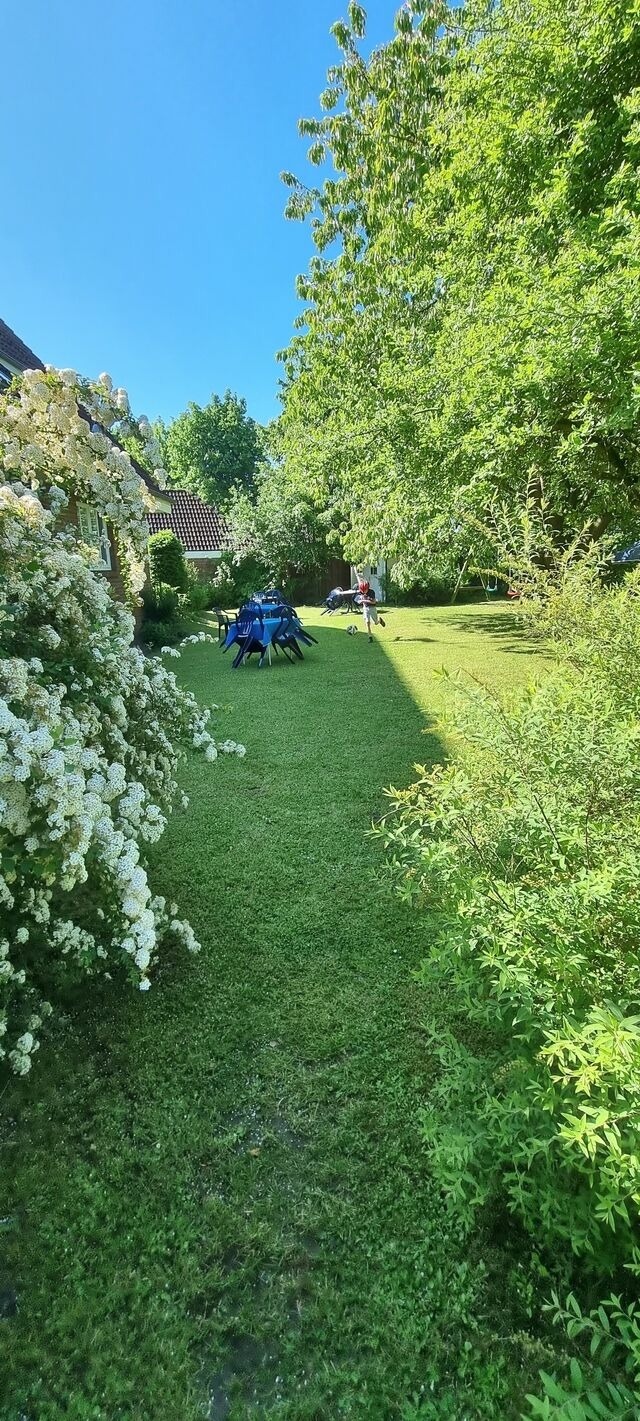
left=1, top=602, right=555, bottom=1421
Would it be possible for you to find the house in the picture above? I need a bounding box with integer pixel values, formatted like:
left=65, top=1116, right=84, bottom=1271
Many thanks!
left=0, top=318, right=45, bottom=387
left=0, top=317, right=171, bottom=611
left=349, top=560, right=388, bottom=601
left=147, top=488, right=233, bottom=578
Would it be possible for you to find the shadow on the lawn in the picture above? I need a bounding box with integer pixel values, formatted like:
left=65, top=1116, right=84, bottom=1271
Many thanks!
left=0, top=612, right=542, bottom=1421
left=419, top=608, right=545, bottom=658
left=423, top=608, right=523, bottom=638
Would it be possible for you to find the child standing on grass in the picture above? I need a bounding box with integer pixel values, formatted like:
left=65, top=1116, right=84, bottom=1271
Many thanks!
left=360, top=582, right=386, bottom=643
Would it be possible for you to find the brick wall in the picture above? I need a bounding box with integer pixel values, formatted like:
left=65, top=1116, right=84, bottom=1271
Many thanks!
left=187, top=557, right=221, bottom=581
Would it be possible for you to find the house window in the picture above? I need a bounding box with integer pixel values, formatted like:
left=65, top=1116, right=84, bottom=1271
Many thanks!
left=0, top=364, right=12, bottom=390
left=77, top=503, right=112, bottom=570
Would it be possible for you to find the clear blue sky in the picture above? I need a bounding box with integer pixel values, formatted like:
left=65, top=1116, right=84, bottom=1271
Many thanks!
left=2, top=1, right=396, bottom=427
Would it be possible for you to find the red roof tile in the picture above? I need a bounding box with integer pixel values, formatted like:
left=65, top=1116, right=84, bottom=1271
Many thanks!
left=148, top=488, right=233, bottom=552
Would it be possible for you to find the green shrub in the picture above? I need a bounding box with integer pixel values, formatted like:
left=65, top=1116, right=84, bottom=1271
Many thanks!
left=140, top=582, right=185, bottom=646
left=524, top=1288, right=640, bottom=1419
left=378, top=566, right=640, bottom=1409
left=210, top=551, right=307, bottom=610
left=387, top=572, right=458, bottom=605
left=208, top=568, right=236, bottom=608
left=140, top=618, right=181, bottom=649
left=141, top=581, right=180, bottom=623
left=182, top=563, right=211, bottom=613
left=208, top=553, right=268, bottom=609
left=383, top=668, right=640, bottom=1259
left=148, top=529, right=188, bottom=591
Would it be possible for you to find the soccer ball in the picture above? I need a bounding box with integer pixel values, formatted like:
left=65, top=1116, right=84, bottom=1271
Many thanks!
left=346, top=624, right=358, bottom=636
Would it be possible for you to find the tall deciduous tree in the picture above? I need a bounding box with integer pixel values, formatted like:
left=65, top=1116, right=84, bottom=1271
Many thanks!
left=278, top=0, right=640, bottom=581
left=226, top=420, right=331, bottom=586
left=162, top=391, right=263, bottom=507
left=227, top=466, right=330, bottom=589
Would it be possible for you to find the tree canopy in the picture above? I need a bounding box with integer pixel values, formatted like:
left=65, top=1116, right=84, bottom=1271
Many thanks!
left=160, top=390, right=263, bottom=507
left=278, top=0, right=640, bottom=582
left=227, top=463, right=330, bottom=589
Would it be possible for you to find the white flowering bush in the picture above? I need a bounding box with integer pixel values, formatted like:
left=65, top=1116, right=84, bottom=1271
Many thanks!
left=0, top=366, right=168, bottom=597
left=0, top=370, right=245, bottom=1075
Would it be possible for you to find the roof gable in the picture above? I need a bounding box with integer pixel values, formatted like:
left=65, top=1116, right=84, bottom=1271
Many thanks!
left=148, top=488, right=233, bottom=552
left=0, top=319, right=45, bottom=373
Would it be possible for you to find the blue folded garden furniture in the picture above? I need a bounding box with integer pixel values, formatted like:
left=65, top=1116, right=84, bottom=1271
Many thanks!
left=222, top=594, right=317, bottom=668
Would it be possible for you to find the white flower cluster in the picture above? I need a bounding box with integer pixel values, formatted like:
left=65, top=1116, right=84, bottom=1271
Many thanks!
left=158, top=634, right=246, bottom=758
left=9, top=1025, right=41, bottom=1077
left=159, top=631, right=217, bottom=658
left=0, top=368, right=169, bottom=598
left=0, top=420, right=246, bottom=1074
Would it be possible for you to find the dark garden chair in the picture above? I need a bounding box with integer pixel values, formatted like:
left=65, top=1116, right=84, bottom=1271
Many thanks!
left=322, top=588, right=359, bottom=615
left=266, top=613, right=296, bottom=663
left=275, top=613, right=305, bottom=660
left=230, top=607, right=265, bottom=667
left=213, top=608, right=230, bottom=643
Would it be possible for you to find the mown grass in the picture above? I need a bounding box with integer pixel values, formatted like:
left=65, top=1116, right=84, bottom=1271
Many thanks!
left=0, top=602, right=555, bottom=1421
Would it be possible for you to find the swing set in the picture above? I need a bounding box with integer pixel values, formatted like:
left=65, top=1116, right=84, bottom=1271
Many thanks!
left=451, top=547, right=499, bottom=603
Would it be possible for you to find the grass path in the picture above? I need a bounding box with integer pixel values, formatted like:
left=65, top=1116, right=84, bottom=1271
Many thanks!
left=1, top=604, right=550, bottom=1421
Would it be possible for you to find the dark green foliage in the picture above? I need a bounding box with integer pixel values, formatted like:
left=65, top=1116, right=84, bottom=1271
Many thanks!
left=388, top=571, right=458, bottom=605
left=141, top=581, right=180, bottom=622
left=206, top=555, right=244, bottom=609
left=140, top=619, right=179, bottom=648
left=181, top=563, right=213, bottom=614
left=148, top=530, right=188, bottom=591
left=141, top=580, right=185, bottom=646
left=227, top=460, right=331, bottom=589
left=379, top=571, right=640, bottom=1412
left=208, top=552, right=271, bottom=609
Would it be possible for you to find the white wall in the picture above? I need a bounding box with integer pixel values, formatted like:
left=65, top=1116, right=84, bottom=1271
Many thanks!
left=350, top=561, right=386, bottom=601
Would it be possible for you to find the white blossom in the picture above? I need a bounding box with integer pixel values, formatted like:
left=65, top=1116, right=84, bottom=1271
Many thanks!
left=0, top=367, right=246, bottom=1075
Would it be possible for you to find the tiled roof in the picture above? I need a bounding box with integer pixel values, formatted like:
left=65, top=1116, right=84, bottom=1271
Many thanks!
left=0, top=318, right=45, bottom=373
left=148, top=488, right=233, bottom=552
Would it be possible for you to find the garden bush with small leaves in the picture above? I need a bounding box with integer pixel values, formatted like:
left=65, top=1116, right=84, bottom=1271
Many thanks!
left=148, top=528, right=188, bottom=591
left=378, top=564, right=640, bottom=1413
